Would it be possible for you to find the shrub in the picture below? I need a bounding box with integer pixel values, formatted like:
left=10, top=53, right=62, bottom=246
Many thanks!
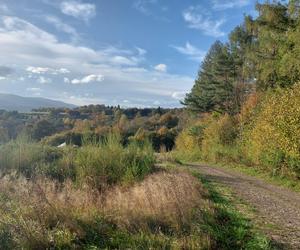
left=0, top=136, right=62, bottom=178
left=75, top=133, right=155, bottom=189
left=172, top=117, right=211, bottom=162
left=174, top=113, right=240, bottom=163
left=241, top=84, right=300, bottom=178
left=201, top=114, right=239, bottom=162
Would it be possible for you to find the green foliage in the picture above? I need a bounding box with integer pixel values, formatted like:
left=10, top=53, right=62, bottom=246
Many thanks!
left=0, top=132, right=155, bottom=186
left=178, top=83, right=300, bottom=180
left=184, top=1, right=300, bottom=115
left=75, top=133, right=155, bottom=189
left=0, top=136, right=60, bottom=178
left=31, top=119, right=56, bottom=140
left=183, top=41, right=239, bottom=114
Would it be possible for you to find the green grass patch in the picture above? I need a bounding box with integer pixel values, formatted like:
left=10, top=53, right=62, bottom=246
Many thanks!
left=191, top=170, right=273, bottom=250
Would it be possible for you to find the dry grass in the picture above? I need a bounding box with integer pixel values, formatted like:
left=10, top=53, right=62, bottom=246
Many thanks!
left=0, top=175, right=103, bottom=248
left=0, top=170, right=211, bottom=249
left=104, top=170, right=209, bottom=231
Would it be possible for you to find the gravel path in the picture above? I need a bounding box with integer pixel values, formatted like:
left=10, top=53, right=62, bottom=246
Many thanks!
left=190, top=164, right=300, bottom=249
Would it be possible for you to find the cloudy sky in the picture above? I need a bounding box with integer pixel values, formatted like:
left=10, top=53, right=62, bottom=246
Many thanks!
left=0, top=0, right=257, bottom=107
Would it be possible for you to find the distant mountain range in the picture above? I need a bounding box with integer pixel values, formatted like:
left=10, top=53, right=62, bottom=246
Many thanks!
left=0, top=93, right=76, bottom=112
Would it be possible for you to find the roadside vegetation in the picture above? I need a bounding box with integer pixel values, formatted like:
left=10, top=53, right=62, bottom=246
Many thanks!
left=0, top=135, right=272, bottom=249
left=173, top=1, right=300, bottom=185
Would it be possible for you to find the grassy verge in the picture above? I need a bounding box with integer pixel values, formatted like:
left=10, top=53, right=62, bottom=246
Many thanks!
left=191, top=160, right=300, bottom=193
left=190, top=170, right=274, bottom=250
left=169, top=150, right=300, bottom=193
left=158, top=162, right=273, bottom=249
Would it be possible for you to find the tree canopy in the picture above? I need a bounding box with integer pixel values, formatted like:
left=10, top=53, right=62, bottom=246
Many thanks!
left=184, top=0, right=300, bottom=114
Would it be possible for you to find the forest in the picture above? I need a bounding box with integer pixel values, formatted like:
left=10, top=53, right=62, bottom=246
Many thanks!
left=0, top=1, right=300, bottom=249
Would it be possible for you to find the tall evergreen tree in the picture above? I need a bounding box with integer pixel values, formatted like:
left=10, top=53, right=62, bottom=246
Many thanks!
left=184, top=1, right=300, bottom=115
left=183, top=41, right=236, bottom=113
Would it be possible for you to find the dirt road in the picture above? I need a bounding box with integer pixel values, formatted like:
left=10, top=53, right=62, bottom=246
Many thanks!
left=190, top=164, right=300, bottom=249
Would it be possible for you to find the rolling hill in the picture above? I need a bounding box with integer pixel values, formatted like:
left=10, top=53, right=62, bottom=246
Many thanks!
left=0, top=93, right=76, bottom=112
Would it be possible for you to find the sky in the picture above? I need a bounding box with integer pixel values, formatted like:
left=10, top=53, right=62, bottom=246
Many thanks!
left=0, top=0, right=258, bottom=107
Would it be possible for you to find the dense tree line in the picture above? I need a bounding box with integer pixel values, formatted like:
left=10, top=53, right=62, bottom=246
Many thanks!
left=176, top=0, right=300, bottom=180
left=0, top=106, right=189, bottom=152
left=184, top=1, right=300, bottom=113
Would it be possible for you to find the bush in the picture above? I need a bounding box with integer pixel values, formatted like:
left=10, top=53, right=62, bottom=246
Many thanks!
left=201, top=114, right=239, bottom=162
left=241, top=84, right=300, bottom=178
left=173, top=113, right=240, bottom=163
left=0, top=136, right=62, bottom=178
left=75, top=133, right=155, bottom=189
left=0, top=133, right=155, bottom=187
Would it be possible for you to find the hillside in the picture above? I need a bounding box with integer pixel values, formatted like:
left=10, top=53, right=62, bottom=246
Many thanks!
left=0, top=93, right=76, bottom=112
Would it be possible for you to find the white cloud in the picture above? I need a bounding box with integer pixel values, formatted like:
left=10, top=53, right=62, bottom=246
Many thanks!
left=60, top=1, right=96, bottom=22
left=111, top=56, right=139, bottom=66
left=0, top=16, right=144, bottom=70
left=45, top=15, right=78, bottom=40
left=171, top=42, right=206, bottom=62
left=38, top=76, right=52, bottom=84
left=26, top=66, right=70, bottom=74
left=0, top=15, right=193, bottom=107
left=27, top=66, right=50, bottom=74
left=183, top=6, right=225, bottom=37
left=154, top=64, right=167, bottom=72
left=122, top=67, right=147, bottom=73
left=0, top=76, right=6, bottom=80
left=212, top=0, right=250, bottom=10
left=132, top=0, right=170, bottom=22
left=57, top=68, right=70, bottom=74
left=26, top=87, right=42, bottom=96
left=172, top=91, right=186, bottom=100
left=71, top=74, right=104, bottom=84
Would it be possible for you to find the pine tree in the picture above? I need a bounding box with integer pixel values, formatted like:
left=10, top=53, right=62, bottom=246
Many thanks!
left=183, top=41, right=236, bottom=113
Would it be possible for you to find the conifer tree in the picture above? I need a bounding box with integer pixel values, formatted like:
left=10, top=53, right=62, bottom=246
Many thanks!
left=183, top=41, right=236, bottom=113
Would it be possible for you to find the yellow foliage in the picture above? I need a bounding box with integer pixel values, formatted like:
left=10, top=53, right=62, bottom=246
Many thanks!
left=242, top=83, right=300, bottom=176
left=175, top=129, right=198, bottom=152
left=201, top=114, right=238, bottom=162
left=157, top=126, right=168, bottom=136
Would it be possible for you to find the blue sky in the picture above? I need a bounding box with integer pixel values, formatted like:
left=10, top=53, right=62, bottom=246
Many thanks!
left=0, top=0, right=257, bottom=107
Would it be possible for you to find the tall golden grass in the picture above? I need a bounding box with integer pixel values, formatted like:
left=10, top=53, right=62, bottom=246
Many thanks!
left=0, top=170, right=211, bottom=249
left=104, top=171, right=208, bottom=231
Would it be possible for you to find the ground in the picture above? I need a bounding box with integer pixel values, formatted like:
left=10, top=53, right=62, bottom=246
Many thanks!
left=189, top=164, right=300, bottom=250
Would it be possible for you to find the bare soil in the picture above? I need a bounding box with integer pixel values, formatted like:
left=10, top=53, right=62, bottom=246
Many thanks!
left=190, top=164, right=300, bottom=250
